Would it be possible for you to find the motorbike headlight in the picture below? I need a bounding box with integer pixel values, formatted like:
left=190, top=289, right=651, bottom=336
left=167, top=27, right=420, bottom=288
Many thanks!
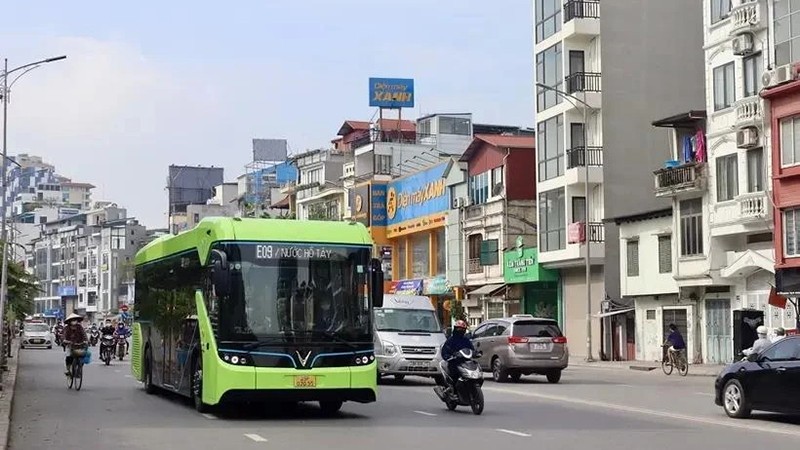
left=459, top=367, right=483, bottom=379
left=382, top=341, right=397, bottom=356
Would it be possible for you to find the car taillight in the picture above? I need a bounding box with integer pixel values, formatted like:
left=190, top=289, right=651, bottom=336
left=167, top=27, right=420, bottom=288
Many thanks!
left=508, top=336, right=529, bottom=344
left=552, top=336, right=567, bottom=344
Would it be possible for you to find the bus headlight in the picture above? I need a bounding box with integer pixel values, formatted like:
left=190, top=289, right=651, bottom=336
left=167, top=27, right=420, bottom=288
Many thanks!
left=218, top=351, right=252, bottom=366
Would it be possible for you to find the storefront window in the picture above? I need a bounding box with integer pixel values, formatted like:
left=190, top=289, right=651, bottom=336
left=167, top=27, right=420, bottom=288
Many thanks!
left=412, top=234, right=429, bottom=278
left=436, top=228, right=446, bottom=276
left=397, top=239, right=407, bottom=280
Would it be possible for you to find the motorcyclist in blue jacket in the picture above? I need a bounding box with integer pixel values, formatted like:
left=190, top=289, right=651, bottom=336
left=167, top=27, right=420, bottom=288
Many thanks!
left=441, top=320, right=474, bottom=387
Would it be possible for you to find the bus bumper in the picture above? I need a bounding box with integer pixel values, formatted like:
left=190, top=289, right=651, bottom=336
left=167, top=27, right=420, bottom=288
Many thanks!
left=206, top=359, right=378, bottom=406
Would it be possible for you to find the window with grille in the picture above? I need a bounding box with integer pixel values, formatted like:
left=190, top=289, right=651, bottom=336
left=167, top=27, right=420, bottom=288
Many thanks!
left=680, top=199, right=704, bottom=256
left=658, top=235, right=672, bottom=273
left=626, top=240, right=639, bottom=277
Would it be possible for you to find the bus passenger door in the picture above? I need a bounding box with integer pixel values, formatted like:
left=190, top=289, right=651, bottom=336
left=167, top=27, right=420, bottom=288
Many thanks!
left=173, top=317, right=198, bottom=396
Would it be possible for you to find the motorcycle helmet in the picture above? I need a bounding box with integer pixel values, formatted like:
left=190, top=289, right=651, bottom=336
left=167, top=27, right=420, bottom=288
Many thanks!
left=452, top=320, right=468, bottom=337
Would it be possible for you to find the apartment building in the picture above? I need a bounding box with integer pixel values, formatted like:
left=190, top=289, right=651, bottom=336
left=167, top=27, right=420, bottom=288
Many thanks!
left=31, top=204, right=146, bottom=322
left=185, top=182, right=239, bottom=228
left=284, top=148, right=348, bottom=221
left=533, top=0, right=705, bottom=359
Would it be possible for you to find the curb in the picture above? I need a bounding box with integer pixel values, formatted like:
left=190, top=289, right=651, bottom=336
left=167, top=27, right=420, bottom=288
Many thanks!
left=0, top=340, right=20, bottom=450
left=569, top=362, right=720, bottom=378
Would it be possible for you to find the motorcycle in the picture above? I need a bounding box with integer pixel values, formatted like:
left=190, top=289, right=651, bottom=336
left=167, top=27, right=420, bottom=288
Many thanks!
left=116, top=336, right=127, bottom=361
left=433, top=348, right=485, bottom=415
left=89, top=329, right=100, bottom=347
left=54, top=329, right=63, bottom=347
left=100, top=335, right=115, bottom=366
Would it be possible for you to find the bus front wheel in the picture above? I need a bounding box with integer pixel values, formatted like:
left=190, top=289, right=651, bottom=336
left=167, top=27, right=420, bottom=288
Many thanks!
left=192, top=356, right=211, bottom=413
left=319, top=400, right=343, bottom=416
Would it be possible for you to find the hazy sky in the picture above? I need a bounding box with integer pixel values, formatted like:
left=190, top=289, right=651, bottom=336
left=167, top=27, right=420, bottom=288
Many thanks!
left=2, top=1, right=533, bottom=228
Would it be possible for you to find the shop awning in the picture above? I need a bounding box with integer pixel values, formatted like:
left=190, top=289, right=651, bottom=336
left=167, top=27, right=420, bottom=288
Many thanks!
left=468, top=284, right=506, bottom=297
left=593, top=308, right=634, bottom=318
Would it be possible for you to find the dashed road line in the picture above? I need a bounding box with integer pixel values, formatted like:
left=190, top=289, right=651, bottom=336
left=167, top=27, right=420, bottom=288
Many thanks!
left=244, top=433, right=268, bottom=442
left=695, top=392, right=715, bottom=397
left=496, top=429, right=531, bottom=437
left=484, top=386, right=800, bottom=437
left=201, top=413, right=218, bottom=420
left=413, top=410, right=437, bottom=416
left=124, top=374, right=133, bottom=378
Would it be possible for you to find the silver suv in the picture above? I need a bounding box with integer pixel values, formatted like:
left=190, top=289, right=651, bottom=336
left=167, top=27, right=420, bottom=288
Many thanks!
left=468, top=315, right=568, bottom=383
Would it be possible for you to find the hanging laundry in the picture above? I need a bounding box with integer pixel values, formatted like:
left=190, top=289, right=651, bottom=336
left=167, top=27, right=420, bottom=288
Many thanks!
left=694, top=129, right=706, bottom=162
left=682, top=135, right=693, bottom=163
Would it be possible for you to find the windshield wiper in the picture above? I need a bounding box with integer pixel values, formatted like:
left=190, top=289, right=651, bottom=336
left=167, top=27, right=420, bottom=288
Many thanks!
left=401, top=329, right=438, bottom=333
left=241, top=337, right=287, bottom=350
left=311, top=330, right=358, bottom=350
left=377, top=327, right=403, bottom=332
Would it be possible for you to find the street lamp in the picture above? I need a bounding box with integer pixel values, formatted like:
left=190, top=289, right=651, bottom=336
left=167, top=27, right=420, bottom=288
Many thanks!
left=535, top=82, right=595, bottom=362
left=0, top=56, right=67, bottom=381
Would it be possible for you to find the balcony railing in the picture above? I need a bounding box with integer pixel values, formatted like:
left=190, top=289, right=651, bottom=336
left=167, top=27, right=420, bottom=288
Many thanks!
left=739, top=192, right=768, bottom=219
left=566, top=146, right=603, bottom=169
left=654, top=162, right=706, bottom=196
left=568, top=221, right=605, bottom=243
left=349, top=131, right=436, bottom=150
left=564, top=0, right=600, bottom=22
left=730, top=0, right=763, bottom=35
left=565, top=72, right=601, bottom=94
left=734, top=97, right=762, bottom=127
left=468, top=258, right=482, bottom=274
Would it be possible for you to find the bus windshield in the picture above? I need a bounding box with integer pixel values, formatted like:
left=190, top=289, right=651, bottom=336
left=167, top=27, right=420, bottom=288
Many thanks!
left=217, top=242, right=372, bottom=343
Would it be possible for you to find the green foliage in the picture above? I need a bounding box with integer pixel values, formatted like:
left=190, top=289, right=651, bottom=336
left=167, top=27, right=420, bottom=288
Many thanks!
left=6, top=259, right=40, bottom=318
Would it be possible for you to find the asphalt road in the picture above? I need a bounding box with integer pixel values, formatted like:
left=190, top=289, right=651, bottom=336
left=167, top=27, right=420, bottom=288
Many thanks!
left=8, top=349, right=800, bottom=449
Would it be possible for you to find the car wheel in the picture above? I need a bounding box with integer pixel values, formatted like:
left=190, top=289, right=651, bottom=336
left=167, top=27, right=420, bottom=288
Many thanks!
left=723, top=379, right=751, bottom=419
left=144, top=349, right=156, bottom=395
left=492, top=357, right=508, bottom=382
left=546, top=370, right=562, bottom=384
left=510, top=371, right=522, bottom=383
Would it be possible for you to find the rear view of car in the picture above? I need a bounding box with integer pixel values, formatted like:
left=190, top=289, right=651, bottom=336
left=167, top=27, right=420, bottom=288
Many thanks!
left=475, top=315, right=568, bottom=383
left=21, top=322, right=52, bottom=349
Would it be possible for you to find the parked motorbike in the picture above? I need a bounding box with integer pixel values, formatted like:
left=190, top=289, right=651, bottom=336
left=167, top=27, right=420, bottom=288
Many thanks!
left=89, top=329, right=100, bottom=347
left=433, top=348, right=485, bottom=415
left=100, top=335, right=115, bottom=366
left=116, top=336, right=127, bottom=361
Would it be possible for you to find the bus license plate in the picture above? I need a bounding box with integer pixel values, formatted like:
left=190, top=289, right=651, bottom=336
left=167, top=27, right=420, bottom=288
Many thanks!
left=294, top=375, right=317, bottom=388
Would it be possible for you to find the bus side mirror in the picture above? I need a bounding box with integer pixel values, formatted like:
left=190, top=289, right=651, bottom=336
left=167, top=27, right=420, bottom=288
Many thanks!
left=369, top=258, right=384, bottom=308
left=210, top=249, right=230, bottom=297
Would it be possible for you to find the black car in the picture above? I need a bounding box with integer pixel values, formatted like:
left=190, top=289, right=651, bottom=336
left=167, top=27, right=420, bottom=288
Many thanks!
left=714, top=335, right=800, bottom=418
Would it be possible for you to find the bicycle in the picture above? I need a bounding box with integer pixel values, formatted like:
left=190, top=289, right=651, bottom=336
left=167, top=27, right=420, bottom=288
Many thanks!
left=661, top=344, right=689, bottom=376
left=65, top=342, right=87, bottom=391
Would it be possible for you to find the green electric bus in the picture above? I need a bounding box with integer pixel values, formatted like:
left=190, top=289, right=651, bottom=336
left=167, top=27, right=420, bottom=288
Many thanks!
left=131, top=217, right=384, bottom=414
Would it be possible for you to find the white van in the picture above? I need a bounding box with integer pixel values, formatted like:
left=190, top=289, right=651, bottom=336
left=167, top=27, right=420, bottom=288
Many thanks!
left=373, top=295, right=447, bottom=382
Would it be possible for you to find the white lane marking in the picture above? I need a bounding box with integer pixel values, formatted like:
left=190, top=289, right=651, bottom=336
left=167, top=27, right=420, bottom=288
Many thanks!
left=413, top=410, right=437, bottom=416
left=496, top=429, right=531, bottom=437
left=695, top=392, right=715, bottom=397
left=114, top=369, right=121, bottom=373
left=201, top=413, right=217, bottom=420
left=484, top=386, right=800, bottom=437
left=616, top=384, right=634, bottom=387
left=244, top=433, right=268, bottom=442
left=124, top=375, right=133, bottom=378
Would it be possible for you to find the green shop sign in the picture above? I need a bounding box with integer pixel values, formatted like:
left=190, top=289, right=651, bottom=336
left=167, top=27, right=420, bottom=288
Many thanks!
left=503, top=241, right=558, bottom=284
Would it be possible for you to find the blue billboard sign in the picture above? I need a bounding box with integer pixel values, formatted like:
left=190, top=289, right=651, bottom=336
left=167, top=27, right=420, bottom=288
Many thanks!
left=389, top=279, right=423, bottom=295
left=369, top=78, right=414, bottom=108
left=371, top=184, right=388, bottom=227
left=58, top=286, right=76, bottom=297
left=44, top=308, right=62, bottom=318
left=386, top=162, right=450, bottom=232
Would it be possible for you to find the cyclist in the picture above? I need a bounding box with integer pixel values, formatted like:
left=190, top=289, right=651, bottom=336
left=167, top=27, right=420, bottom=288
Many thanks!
left=664, top=323, right=686, bottom=364
left=62, top=313, right=88, bottom=376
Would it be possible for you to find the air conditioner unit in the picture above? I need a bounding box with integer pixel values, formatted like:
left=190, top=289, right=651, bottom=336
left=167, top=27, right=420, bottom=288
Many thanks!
left=731, top=33, right=754, bottom=56
left=762, top=64, right=794, bottom=89
left=451, top=197, right=466, bottom=209
left=736, top=127, right=759, bottom=149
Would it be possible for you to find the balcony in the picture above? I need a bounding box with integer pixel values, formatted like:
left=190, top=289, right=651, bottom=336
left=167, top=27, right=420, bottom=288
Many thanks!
left=729, top=0, right=765, bottom=36
left=568, top=221, right=605, bottom=244
left=566, top=146, right=603, bottom=169
left=712, top=192, right=771, bottom=235
left=349, top=131, right=435, bottom=151
left=565, top=72, right=601, bottom=94
left=564, top=0, right=600, bottom=22
left=654, top=162, right=706, bottom=198
left=734, top=97, right=763, bottom=129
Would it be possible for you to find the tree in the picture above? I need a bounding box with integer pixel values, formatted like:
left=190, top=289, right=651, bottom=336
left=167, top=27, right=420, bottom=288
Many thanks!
left=6, top=259, right=40, bottom=318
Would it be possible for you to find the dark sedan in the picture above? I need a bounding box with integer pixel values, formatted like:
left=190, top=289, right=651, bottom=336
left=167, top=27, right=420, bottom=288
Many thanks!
left=715, top=335, right=800, bottom=418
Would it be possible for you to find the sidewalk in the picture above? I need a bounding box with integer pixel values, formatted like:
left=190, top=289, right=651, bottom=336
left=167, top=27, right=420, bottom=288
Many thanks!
left=568, top=357, right=725, bottom=377
left=0, top=340, right=20, bottom=450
